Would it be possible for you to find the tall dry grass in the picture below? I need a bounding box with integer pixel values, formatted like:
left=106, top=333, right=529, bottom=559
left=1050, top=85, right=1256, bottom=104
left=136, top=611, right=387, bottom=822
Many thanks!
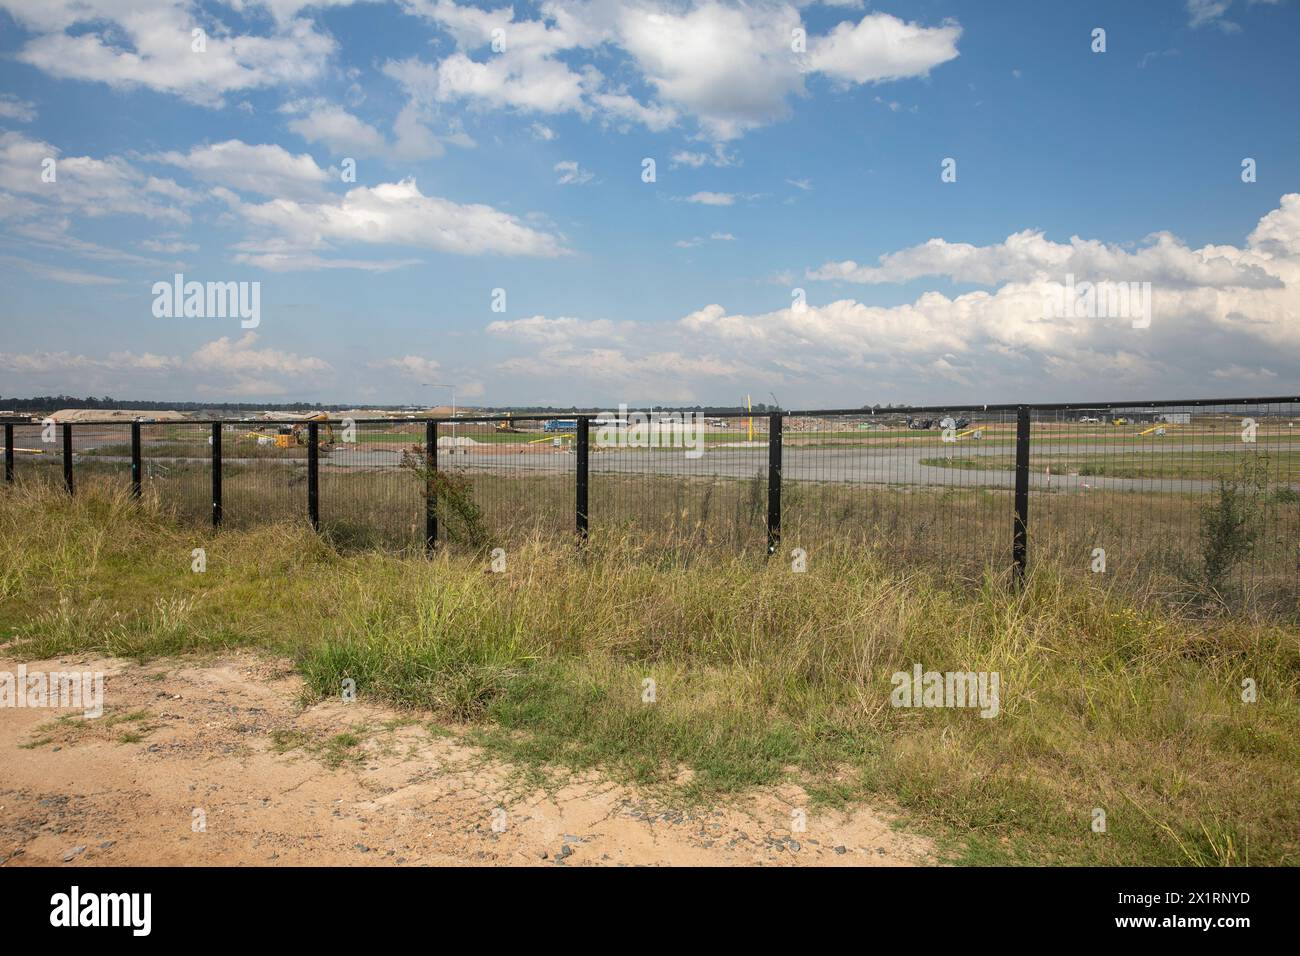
left=1, top=477, right=1296, bottom=865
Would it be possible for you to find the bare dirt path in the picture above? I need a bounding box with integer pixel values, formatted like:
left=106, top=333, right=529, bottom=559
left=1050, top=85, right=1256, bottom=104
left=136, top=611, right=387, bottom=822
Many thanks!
left=0, top=653, right=933, bottom=867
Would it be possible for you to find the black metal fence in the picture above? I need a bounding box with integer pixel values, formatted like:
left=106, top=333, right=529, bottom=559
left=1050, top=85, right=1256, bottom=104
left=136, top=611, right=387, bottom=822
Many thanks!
left=5, top=395, right=1299, bottom=609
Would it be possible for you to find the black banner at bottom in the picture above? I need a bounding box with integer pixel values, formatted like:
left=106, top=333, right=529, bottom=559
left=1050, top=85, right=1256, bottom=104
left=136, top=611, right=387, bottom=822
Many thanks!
left=0, top=865, right=1277, bottom=942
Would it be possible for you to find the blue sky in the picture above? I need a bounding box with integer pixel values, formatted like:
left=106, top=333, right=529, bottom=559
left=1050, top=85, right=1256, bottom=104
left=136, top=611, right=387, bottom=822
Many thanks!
left=1, top=0, right=1298, bottom=407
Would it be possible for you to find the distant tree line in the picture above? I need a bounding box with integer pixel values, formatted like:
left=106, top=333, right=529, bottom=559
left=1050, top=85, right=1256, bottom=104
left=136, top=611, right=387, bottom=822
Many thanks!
left=2, top=396, right=886, bottom=415
left=1, top=396, right=359, bottom=414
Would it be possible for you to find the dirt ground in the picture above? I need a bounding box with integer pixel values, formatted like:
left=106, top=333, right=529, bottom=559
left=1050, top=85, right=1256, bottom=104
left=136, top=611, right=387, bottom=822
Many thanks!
left=0, top=653, right=934, bottom=867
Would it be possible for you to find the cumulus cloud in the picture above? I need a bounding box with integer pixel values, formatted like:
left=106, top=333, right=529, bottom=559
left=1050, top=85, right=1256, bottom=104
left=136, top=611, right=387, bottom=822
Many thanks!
left=0, top=332, right=333, bottom=396
left=149, top=140, right=331, bottom=200
left=0, top=348, right=177, bottom=373
left=190, top=332, right=332, bottom=377
left=486, top=315, right=635, bottom=343
left=808, top=227, right=1284, bottom=290
left=0, top=94, right=37, bottom=122
left=686, top=195, right=1300, bottom=394
left=683, top=191, right=735, bottom=205
left=228, top=176, right=566, bottom=270
left=395, top=1, right=963, bottom=141
left=484, top=194, right=1300, bottom=400
left=367, top=355, right=443, bottom=379
left=0, top=0, right=337, bottom=107
left=809, top=12, right=960, bottom=85
left=0, top=132, right=196, bottom=224
left=283, top=101, right=389, bottom=157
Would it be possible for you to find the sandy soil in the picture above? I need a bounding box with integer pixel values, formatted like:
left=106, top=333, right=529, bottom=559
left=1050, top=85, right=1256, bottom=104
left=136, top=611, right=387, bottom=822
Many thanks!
left=0, top=653, right=934, bottom=867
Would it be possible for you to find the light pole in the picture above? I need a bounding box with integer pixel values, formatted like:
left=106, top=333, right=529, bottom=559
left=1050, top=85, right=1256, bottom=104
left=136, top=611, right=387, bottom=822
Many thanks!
left=422, top=383, right=456, bottom=448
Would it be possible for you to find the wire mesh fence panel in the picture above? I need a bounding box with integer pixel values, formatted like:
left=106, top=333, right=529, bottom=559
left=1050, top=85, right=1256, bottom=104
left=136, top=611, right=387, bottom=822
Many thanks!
left=442, top=417, right=575, bottom=550
left=10, top=423, right=64, bottom=490
left=7, top=396, right=1296, bottom=614
left=589, top=412, right=769, bottom=555
left=71, top=423, right=135, bottom=495
left=783, top=408, right=1017, bottom=577
left=1030, top=401, right=1300, bottom=610
left=140, top=422, right=211, bottom=525
left=217, top=423, right=310, bottom=532
left=320, top=420, right=424, bottom=551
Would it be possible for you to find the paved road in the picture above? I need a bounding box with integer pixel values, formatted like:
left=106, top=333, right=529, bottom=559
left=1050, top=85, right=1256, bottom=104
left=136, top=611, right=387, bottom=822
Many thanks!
left=324, top=439, right=1295, bottom=495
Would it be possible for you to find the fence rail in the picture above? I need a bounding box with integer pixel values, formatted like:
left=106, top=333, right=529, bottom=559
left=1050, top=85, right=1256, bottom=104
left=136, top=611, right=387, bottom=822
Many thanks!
left=5, top=395, right=1299, bottom=611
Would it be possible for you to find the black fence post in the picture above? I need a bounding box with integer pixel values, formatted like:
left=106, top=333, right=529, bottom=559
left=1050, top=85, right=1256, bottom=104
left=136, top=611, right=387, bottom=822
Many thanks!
left=767, top=412, right=782, bottom=556
left=130, top=421, right=141, bottom=499
left=62, top=423, right=74, bottom=495
left=307, top=421, right=320, bottom=530
left=575, top=417, right=589, bottom=540
left=4, top=423, right=13, bottom=484
left=425, top=419, right=438, bottom=553
left=1013, top=405, right=1031, bottom=585
left=211, top=422, right=222, bottom=527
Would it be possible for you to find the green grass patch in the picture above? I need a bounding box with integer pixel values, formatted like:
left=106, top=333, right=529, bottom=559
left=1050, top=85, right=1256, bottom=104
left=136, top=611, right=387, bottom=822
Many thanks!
left=1, top=480, right=1297, bottom=865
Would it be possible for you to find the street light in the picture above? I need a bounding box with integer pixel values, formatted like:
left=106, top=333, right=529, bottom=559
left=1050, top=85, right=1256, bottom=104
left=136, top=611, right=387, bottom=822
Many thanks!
left=422, top=383, right=456, bottom=448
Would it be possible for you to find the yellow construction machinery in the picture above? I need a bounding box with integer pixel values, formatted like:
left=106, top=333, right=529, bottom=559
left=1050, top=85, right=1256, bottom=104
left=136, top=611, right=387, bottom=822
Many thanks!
left=246, top=411, right=335, bottom=449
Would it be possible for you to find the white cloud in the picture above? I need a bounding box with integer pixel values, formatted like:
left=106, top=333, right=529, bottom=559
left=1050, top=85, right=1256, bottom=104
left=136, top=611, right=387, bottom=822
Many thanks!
left=1186, top=0, right=1239, bottom=31
left=0, top=0, right=337, bottom=107
left=1186, top=0, right=1283, bottom=33
left=469, top=194, right=1300, bottom=400
left=284, top=101, right=389, bottom=157
left=616, top=2, right=804, bottom=140
left=379, top=59, right=485, bottom=159
left=1211, top=364, right=1277, bottom=380
left=0, top=348, right=177, bottom=373
left=590, top=91, right=678, bottom=132
left=0, top=332, right=333, bottom=396
left=0, top=255, right=122, bottom=286
left=554, top=160, right=594, bottom=185
left=683, top=191, right=735, bottom=205
left=141, top=237, right=199, bottom=254
left=367, top=355, right=442, bottom=379
left=395, top=2, right=962, bottom=141
left=487, top=315, right=634, bottom=343
left=808, top=226, right=1283, bottom=290
left=0, top=132, right=195, bottom=224
left=676, top=232, right=734, bottom=247
left=674, top=194, right=1300, bottom=392
left=228, top=177, right=566, bottom=269
left=670, top=144, right=735, bottom=168
left=150, top=140, right=330, bottom=200
left=190, top=332, right=331, bottom=377
left=809, top=12, right=961, bottom=85
left=0, top=134, right=197, bottom=271
left=0, top=94, right=37, bottom=122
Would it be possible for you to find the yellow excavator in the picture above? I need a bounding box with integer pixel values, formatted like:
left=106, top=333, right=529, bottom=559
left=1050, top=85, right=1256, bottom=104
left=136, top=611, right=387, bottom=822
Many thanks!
left=247, top=411, right=334, bottom=448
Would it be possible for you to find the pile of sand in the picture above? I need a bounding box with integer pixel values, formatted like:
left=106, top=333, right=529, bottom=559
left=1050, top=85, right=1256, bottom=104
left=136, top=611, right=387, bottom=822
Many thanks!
left=49, top=409, right=191, bottom=423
